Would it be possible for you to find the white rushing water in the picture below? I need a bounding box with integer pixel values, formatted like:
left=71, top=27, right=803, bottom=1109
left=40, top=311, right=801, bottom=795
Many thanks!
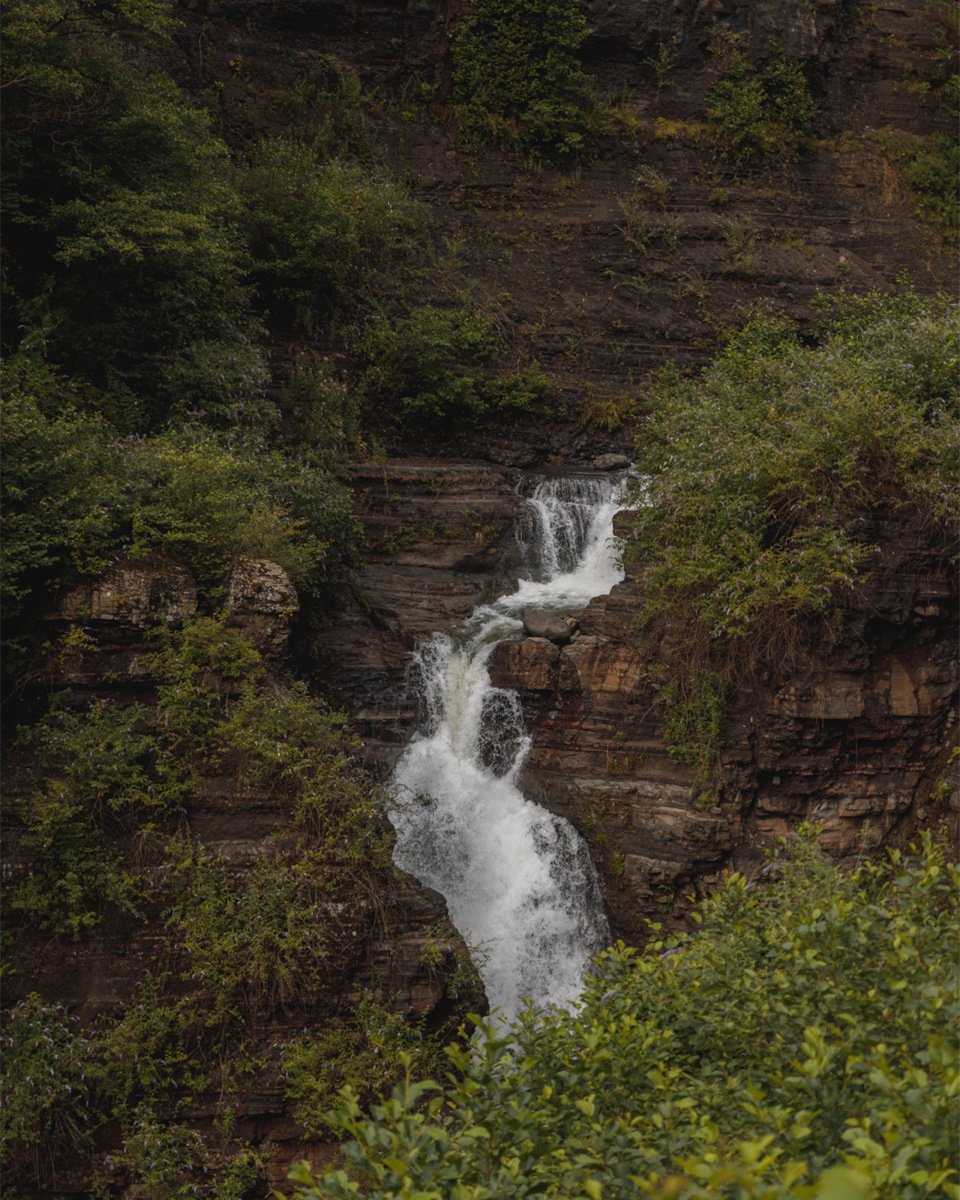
left=390, top=474, right=628, bottom=1020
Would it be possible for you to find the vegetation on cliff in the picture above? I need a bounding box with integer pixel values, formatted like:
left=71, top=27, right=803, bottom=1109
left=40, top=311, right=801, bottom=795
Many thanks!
left=292, top=831, right=959, bottom=1199
left=2, top=619, right=474, bottom=1193
left=624, top=289, right=959, bottom=791
left=2, top=0, right=957, bottom=1192
left=628, top=289, right=958, bottom=644
left=705, top=37, right=818, bottom=167
left=452, top=0, right=592, bottom=159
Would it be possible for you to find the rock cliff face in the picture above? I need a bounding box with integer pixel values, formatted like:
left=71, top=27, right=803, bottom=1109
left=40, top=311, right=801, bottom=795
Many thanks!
left=5, top=1, right=956, bottom=1191
left=171, top=0, right=954, bottom=425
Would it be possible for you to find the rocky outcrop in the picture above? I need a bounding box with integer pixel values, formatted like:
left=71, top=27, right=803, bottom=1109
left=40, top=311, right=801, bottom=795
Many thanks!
left=485, top=504, right=958, bottom=939
left=223, top=556, right=300, bottom=654
left=56, top=555, right=198, bottom=627
left=46, top=555, right=300, bottom=696
left=310, top=461, right=528, bottom=772
left=309, top=459, right=957, bottom=943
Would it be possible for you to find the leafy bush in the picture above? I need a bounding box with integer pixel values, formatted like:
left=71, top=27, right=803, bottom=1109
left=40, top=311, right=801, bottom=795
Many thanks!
left=1, top=382, right=360, bottom=685
left=1, top=986, right=251, bottom=1195
left=281, top=994, right=443, bottom=1136
left=706, top=42, right=817, bottom=167
left=270, top=54, right=373, bottom=158
left=2, top=617, right=436, bottom=1192
left=452, top=0, right=592, bottom=159
left=11, top=699, right=161, bottom=935
left=0, top=358, right=120, bottom=629
left=871, top=128, right=960, bottom=243
left=241, top=140, right=420, bottom=335
left=290, top=831, right=960, bottom=1199
left=118, top=431, right=360, bottom=603
left=360, top=306, right=554, bottom=436
left=624, top=290, right=959, bottom=646
left=4, top=59, right=254, bottom=422
left=0, top=997, right=101, bottom=1186
left=284, top=357, right=364, bottom=463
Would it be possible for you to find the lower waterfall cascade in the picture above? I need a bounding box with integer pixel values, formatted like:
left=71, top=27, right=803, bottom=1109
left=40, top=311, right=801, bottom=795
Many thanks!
left=390, top=474, right=630, bottom=1020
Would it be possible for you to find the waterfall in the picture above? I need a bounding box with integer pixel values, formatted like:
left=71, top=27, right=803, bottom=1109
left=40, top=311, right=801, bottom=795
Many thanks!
left=390, top=474, right=628, bottom=1020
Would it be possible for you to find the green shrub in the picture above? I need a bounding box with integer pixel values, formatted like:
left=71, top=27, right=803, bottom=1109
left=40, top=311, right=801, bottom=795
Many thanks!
left=241, top=140, right=420, bottom=335
left=0, top=997, right=100, bottom=1186
left=118, top=431, right=361, bottom=603
left=706, top=43, right=817, bottom=167
left=0, top=358, right=120, bottom=629
left=2, top=0, right=271, bottom=432
left=360, top=305, right=494, bottom=433
left=871, top=128, right=960, bottom=243
left=485, top=361, right=556, bottom=421
left=11, top=699, right=162, bottom=935
left=2, top=618, right=417, bottom=1192
left=624, top=290, right=958, bottom=646
left=290, top=831, right=960, bottom=1199
left=1, top=985, right=253, bottom=1195
left=452, top=0, right=592, bottom=159
left=6, top=70, right=254, bottom=419
left=660, top=668, right=726, bottom=801
left=1, top=402, right=361, bottom=680
left=284, top=357, right=364, bottom=463
left=360, top=306, right=554, bottom=436
left=159, top=338, right=272, bottom=429
left=270, top=54, right=372, bottom=158
left=282, top=994, right=442, bottom=1136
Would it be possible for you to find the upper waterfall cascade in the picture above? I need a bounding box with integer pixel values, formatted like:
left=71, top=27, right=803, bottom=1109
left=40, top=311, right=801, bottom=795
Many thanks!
left=390, top=474, right=629, bottom=1020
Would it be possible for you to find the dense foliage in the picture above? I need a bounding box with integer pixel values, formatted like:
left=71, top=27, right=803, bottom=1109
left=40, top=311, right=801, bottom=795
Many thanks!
left=452, top=0, right=592, bottom=159
left=3, top=0, right=253, bottom=422
left=871, top=128, right=960, bottom=245
left=240, top=140, right=421, bottom=336
left=1, top=358, right=362, bottom=679
left=359, top=306, right=555, bottom=436
left=291, top=831, right=959, bottom=1199
left=706, top=41, right=818, bottom=167
left=626, top=290, right=958, bottom=646
left=1, top=619, right=459, bottom=1192
left=0, top=0, right=387, bottom=677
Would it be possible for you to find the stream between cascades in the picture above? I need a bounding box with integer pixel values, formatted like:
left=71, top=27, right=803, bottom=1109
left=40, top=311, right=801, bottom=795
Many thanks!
left=390, top=474, right=630, bottom=1020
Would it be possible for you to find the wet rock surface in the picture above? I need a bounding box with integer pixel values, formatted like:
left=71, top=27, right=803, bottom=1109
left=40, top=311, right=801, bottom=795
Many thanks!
left=315, top=465, right=957, bottom=943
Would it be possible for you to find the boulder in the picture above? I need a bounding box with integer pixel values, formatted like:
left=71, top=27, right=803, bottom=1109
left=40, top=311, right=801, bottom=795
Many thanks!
left=593, top=454, right=632, bottom=471
left=522, top=608, right=572, bottom=644
left=223, top=557, right=299, bottom=655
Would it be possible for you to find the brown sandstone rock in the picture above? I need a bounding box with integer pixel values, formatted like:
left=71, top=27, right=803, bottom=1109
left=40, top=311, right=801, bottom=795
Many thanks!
left=223, top=556, right=300, bottom=655
left=57, top=555, right=197, bottom=628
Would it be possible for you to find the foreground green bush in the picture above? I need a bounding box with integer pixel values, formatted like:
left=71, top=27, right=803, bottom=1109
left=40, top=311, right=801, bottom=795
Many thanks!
left=292, top=831, right=959, bottom=1199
